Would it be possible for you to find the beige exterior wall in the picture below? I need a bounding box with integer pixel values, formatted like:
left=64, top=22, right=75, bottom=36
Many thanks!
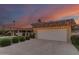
left=33, top=26, right=71, bottom=43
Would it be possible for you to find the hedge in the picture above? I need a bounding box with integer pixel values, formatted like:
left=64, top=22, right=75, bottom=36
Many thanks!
left=30, top=33, right=35, bottom=39
left=71, top=35, right=79, bottom=45
left=0, top=36, right=31, bottom=47
left=12, top=36, right=26, bottom=43
left=26, top=36, right=30, bottom=40
left=18, top=36, right=26, bottom=42
left=0, top=38, right=11, bottom=47
left=12, top=37, right=19, bottom=43
left=71, top=35, right=79, bottom=50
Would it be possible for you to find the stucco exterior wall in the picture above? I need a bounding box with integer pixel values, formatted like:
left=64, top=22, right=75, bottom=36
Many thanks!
left=34, top=27, right=71, bottom=42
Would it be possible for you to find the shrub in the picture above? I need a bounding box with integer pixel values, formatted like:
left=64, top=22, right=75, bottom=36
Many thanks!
left=32, top=33, right=35, bottom=38
left=12, top=37, right=19, bottom=43
left=30, top=32, right=35, bottom=39
left=12, top=36, right=27, bottom=43
left=71, top=35, right=79, bottom=45
left=26, top=36, right=30, bottom=40
left=0, top=38, right=11, bottom=47
left=18, top=36, right=25, bottom=42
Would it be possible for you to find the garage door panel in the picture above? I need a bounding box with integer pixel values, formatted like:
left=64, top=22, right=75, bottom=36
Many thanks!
left=37, top=29, right=68, bottom=42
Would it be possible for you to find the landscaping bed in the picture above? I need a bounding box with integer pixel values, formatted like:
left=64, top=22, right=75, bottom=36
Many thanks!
left=71, top=35, right=79, bottom=50
left=0, top=36, right=31, bottom=47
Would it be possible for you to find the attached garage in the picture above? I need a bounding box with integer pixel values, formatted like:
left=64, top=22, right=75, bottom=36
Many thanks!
left=32, top=19, right=76, bottom=43
left=36, top=28, right=68, bottom=42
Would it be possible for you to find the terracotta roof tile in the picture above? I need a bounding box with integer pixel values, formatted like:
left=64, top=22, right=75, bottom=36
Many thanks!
left=32, top=19, right=76, bottom=28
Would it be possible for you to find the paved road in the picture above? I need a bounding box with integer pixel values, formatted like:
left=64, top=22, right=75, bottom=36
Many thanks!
left=0, top=39, right=78, bottom=55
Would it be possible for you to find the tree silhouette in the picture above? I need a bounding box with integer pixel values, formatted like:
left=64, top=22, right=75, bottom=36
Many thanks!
left=38, top=19, right=41, bottom=23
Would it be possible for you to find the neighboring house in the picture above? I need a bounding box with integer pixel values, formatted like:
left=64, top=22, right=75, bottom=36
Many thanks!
left=32, top=19, right=76, bottom=42
left=72, top=24, right=79, bottom=32
left=2, top=21, right=32, bottom=36
left=71, top=24, right=79, bottom=35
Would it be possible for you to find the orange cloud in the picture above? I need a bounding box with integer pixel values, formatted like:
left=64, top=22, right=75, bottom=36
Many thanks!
left=48, top=5, right=79, bottom=20
left=17, top=5, right=79, bottom=24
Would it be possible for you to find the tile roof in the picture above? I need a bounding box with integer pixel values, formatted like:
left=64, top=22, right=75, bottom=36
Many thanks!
left=3, top=21, right=32, bottom=30
left=32, top=19, right=76, bottom=28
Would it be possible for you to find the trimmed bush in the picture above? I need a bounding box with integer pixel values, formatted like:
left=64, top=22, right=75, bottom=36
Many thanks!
left=0, top=38, right=11, bottom=47
left=32, top=33, right=35, bottom=38
left=71, top=35, right=79, bottom=50
left=26, top=36, right=30, bottom=40
left=12, top=36, right=26, bottom=43
left=18, top=36, right=25, bottom=42
left=71, top=35, right=79, bottom=45
left=30, top=33, right=35, bottom=39
left=12, top=37, right=19, bottom=43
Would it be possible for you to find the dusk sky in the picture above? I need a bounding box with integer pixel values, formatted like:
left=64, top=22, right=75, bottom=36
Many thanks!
left=1, top=4, right=79, bottom=24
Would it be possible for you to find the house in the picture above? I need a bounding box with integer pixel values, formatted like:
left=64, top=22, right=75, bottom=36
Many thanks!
left=72, top=24, right=79, bottom=32
left=32, top=19, right=76, bottom=42
left=2, top=21, right=32, bottom=36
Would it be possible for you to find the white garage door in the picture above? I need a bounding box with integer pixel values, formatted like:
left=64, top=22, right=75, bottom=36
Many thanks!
left=36, top=29, right=68, bottom=42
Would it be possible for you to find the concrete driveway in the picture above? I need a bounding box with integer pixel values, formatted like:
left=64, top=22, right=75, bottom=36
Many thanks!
left=0, top=39, right=78, bottom=55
